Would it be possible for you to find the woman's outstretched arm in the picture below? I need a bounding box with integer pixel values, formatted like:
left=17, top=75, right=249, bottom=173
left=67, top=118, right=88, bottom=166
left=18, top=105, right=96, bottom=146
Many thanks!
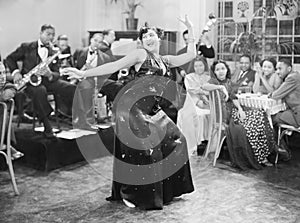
left=202, top=83, right=229, bottom=101
left=164, top=15, right=196, bottom=67
left=62, top=48, right=146, bottom=79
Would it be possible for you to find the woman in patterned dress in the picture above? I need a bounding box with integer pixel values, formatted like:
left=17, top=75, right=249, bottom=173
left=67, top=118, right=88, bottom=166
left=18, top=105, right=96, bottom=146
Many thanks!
left=62, top=15, right=196, bottom=210
left=202, top=60, right=276, bottom=170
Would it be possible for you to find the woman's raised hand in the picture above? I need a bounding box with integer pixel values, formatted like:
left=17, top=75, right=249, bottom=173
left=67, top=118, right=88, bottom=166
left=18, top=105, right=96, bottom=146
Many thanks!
left=61, top=67, right=85, bottom=80
left=178, top=15, right=193, bottom=28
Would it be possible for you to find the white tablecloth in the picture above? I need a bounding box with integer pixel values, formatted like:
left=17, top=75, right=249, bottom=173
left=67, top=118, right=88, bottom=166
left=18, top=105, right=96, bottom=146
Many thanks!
left=236, top=93, right=286, bottom=115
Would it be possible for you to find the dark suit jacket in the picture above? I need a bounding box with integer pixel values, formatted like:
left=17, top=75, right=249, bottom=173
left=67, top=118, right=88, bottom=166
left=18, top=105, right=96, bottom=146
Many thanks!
left=177, top=45, right=215, bottom=73
left=5, top=41, right=60, bottom=82
left=73, top=47, right=112, bottom=69
left=98, top=41, right=113, bottom=56
left=232, top=68, right=256, bottom=86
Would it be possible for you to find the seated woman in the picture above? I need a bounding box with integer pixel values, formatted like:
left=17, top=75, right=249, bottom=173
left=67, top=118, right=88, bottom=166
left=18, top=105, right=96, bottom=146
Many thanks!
left=184, top=57, right=210, bottom=149
left=253, top=58, right=282, bottom=94
left=202, top=60, right=276, bottom=169
left=0, top=62, right=23, bottom=160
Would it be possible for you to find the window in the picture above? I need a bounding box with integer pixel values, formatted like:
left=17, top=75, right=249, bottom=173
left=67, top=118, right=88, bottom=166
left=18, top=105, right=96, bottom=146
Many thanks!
left=217, top=0, right=300, bottom=65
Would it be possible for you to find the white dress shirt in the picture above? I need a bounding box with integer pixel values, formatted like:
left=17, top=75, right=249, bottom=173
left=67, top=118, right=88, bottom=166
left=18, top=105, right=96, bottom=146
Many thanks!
left=38, top=39, right=49, bottom=62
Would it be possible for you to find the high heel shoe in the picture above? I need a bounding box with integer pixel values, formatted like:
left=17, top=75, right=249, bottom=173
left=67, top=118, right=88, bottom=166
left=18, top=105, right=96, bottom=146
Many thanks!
left=122, top=199, right=136, bottom=208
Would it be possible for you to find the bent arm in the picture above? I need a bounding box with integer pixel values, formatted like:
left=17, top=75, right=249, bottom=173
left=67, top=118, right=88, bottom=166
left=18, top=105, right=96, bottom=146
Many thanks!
left=271, top=74, right=297, bottom=100
left=202, top=83, right=223, bottom=91
left=260, top=74, right=277, bottom=93
left=164, top=25, right=196, bottom=67
left=83, top=49, right=146, bottom=78
left=5, top=44, right=26, bottom=73
left=252, top=73, right=260, bottom=93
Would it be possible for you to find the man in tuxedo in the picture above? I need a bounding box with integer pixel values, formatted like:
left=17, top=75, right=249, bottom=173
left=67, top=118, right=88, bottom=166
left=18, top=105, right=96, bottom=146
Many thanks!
left=73, top=33, right=122, bottom=129
left=56, top=34, right=73, bottom=68
left=176, top=30, right=215, bottom=84
left=99, top=29, right=119, bottom=81
left=6, top=24, right=76, bottom=138
left=98, top=29, right=116, bottom=58
left=231, top=54, right=256, bottom=92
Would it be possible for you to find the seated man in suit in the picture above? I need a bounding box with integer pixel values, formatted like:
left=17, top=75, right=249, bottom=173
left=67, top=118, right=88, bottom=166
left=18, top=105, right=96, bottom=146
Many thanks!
left=6, top=24, right=76, bottom=138
left=73, top=33, right=122, bottom=129
left=98, top=29, right=119, bottom=81
left=231, top=54, right=256, bottom=93
left=271, top=59, right=300, bottom=127
left=98, top=29, right=116, bottom=58
left=56, top=34, right=73, bottom=69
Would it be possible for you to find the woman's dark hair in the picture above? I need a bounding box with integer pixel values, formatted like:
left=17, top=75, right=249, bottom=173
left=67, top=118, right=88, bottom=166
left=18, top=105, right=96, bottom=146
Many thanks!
left=210, top=60, right=231, bottom=80
left=138, top=26, right=164, bottom=40
left=191, top=56, right=209, bottom=72
left=259, top=58, right=277, bottom=69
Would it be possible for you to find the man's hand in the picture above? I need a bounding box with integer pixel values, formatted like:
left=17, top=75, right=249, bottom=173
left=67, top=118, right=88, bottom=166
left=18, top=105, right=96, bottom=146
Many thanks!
left=180, top=70, right=187, bottom=78
left=2, top=88, right=16, bottom=101
left=38, top=66, right=53, bottom=81
left=13, top=71, right=23, bottom=84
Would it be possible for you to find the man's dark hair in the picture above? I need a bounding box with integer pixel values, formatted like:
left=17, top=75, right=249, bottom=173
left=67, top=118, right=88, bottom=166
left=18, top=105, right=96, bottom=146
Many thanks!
left=182, top=29, right=188, bottom=37
left=103, top=29, right=114, bottom=36
left=279, top=58, right=292, bottom=68
left=57, top=34, right=68, bottom=41
left=41, top=24, right=55, bottom=32
left=240, top=54, right=252, bottom=63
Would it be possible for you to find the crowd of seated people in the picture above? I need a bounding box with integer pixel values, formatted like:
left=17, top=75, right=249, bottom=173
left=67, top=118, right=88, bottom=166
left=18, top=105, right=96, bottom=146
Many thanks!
left=177, top=44, right=297, bottom=169
left=1, top=23, right=298, bottom=169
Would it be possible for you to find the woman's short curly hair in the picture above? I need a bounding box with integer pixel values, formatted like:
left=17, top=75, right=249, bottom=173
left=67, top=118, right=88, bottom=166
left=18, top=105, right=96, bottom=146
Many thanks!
left=138, top=26, right=164, bottom=41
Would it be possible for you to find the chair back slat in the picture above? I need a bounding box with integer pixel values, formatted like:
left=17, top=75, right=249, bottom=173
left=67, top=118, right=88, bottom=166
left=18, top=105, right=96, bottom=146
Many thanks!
left=0, top=102, right=8, bottom=150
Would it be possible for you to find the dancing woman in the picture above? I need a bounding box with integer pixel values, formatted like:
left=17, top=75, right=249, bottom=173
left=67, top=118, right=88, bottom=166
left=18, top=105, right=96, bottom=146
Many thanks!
left=63, top=15, right=196, bottom=210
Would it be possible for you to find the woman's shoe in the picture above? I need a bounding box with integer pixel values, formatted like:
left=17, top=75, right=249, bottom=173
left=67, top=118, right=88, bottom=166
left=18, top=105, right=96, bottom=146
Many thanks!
left=43, top=131, right=57, bottom=140
left=11, top=151, right=24, bottom=160
left=261, top=159, right=273, bottom=167
left=122, top=199, right=136, bottom=208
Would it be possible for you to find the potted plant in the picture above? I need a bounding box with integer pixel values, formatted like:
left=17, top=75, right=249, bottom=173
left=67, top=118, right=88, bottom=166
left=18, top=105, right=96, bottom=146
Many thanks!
left=111, top=0, right=142, bottom=30
left=124, top=0, right=142, bottom=30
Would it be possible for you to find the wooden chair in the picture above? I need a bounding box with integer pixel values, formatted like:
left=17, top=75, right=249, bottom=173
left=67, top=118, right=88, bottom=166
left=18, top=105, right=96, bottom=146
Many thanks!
left=275, top=123, right=300, bottom=164
left=204, top=89, right=227, bottom=166
left=0, top=99, right=20, bottom=195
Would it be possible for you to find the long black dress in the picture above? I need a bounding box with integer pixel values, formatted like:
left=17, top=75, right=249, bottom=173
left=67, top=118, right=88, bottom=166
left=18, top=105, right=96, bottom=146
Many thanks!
left=108, top=50, right=194, bottom=210
left=208, top=77, right=275, bottom=170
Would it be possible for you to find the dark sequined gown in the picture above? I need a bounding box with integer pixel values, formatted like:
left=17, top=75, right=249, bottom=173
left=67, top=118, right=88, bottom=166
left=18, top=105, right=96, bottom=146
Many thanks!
left=109, top=50, right=194, bottom=210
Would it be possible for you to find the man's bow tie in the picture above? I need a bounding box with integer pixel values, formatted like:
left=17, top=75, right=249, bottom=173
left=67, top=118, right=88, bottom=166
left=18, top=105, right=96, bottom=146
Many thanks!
left=89, top=50, right=96, bottom=55
left=40, top=44, right=50, bottom=49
